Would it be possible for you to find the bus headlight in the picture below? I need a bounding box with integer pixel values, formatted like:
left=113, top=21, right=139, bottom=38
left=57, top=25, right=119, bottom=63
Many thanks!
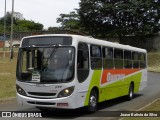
left=16, top=85, right=27, bottom=96
left=57, top=86, right=75, bottom=98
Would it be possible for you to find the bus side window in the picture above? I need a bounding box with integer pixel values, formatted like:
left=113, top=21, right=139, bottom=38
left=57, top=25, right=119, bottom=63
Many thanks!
left=90, top=45, right=102, bottom=69
left=132, top=52, right=139, bottom=68
left=114, top=49, right=123, bottom=69
left=140, top=53, right=146, bottom=68
left=103, top=47, right=114, bottom=69
left=77, top=42, right=89, bottom=83
left=124, top=50, right=132, bottom=68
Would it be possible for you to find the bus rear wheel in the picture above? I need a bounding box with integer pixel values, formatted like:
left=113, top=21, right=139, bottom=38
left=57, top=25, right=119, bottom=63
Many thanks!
left=127, top=83, right=134, bottom=101
left=87, top=90, right=98, bottom=113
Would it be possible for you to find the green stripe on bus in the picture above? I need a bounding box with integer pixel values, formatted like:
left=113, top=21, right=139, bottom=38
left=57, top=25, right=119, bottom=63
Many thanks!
left=84, top=70, right=102, bottom=106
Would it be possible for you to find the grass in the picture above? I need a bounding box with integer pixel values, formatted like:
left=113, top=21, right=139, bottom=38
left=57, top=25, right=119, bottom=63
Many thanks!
left=147, top=51, right=160, bottom=72
left=0, top=57, right=16, bottom=99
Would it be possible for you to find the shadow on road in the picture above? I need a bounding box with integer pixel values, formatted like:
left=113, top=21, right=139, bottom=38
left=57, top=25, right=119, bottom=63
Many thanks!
left=38, top=94, right=143, bottom=119
left=98, top=93, right=143, bottom=110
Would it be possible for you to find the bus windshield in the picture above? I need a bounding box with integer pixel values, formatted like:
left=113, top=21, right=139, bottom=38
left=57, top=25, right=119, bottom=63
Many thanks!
left=16, top=46, right=75, bottom=83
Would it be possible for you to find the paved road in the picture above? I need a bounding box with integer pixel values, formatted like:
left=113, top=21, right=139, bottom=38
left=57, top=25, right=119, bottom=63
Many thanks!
left=0, top=72, right=160, bottom=120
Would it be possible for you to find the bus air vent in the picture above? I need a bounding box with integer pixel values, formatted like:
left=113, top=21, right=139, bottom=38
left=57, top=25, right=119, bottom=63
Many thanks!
left=28, top=92, right=56, bottom=96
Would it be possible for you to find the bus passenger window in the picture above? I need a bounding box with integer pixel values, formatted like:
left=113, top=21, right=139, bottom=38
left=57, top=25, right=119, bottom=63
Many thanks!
left=90, top=45, right=102, bottom=69
left=140, top=53, right=146, bottom=68
left=124, top=50, right=132, bottom=68
left=103, top=47, right=114, bottom=69
left=114, top=49, right=123, bottom=69
left=132, top=52, right=139, bottom=68
left=77, top=43, right=89, bottom=83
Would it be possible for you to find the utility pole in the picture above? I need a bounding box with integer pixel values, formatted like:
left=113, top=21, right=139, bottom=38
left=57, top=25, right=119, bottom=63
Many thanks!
left=3, top=0, right=6, bottom=58
left=10, top=0, right=14, bottom=60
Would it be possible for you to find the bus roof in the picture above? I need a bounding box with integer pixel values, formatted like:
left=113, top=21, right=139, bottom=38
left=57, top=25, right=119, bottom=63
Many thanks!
left=21, top=34, right=147, bottom=53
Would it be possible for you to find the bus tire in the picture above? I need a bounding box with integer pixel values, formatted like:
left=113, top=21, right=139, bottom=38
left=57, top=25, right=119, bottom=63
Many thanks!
left=127, top=83, right=134, bottom=101
left=87, top=89, right=98, bottom=113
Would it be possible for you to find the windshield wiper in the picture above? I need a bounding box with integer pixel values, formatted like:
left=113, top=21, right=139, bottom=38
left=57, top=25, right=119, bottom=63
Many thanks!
left=49, top=44, right=59, bottom=60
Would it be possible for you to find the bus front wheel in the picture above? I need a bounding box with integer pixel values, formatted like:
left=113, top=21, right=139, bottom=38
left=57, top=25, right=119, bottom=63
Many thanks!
left=87, top=90, right=98, bottom=113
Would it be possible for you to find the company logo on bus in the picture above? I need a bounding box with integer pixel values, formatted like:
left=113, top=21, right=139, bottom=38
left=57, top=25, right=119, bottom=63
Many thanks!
left=101, top=69, right=140, bottom=85
left=107, top=72, right=125, bottom=82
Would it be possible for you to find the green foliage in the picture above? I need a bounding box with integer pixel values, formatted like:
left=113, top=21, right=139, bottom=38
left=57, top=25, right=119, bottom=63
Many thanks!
left=0, top=12, right=16, bottom=27
left=56, top=10, right=80, bottom=29
left=79, top=0, right=160, bottom=38
left=0, top=12, right=17, bottom=32
left=0, top=12, right=44, bottom=33
left=15, top=20, right=43, bottom=31
left=0, top=24, right=4, bottom=33
left=48, top=27, right=61, bottom=31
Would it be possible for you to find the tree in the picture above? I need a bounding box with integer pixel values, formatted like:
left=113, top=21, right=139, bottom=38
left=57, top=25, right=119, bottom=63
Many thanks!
left=0, top=12, right=44, bottom=33
left=0, top=12, right=17, bottom=32
left=48, top=27, right=61, bottom=31
left=14, top=20, right=43, bottom=31
left=57, top=10, right=80, bottom=29
left=79, top=0, right=160, bottom=38
left=33, top=22, right=43, bottom=30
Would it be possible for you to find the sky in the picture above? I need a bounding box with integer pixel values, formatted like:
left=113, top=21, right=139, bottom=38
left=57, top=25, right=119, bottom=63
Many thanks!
left=0, top=0, right=80, bottom=29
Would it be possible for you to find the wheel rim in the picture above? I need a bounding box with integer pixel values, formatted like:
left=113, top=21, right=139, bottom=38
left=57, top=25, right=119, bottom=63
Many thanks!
left=90, top=95, right=97, bottom=107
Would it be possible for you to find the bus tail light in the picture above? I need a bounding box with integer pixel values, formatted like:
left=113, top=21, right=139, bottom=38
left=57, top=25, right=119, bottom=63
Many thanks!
left=16, top=85, right=27, bottom=96
left=57, top=86, right=74, bottom=98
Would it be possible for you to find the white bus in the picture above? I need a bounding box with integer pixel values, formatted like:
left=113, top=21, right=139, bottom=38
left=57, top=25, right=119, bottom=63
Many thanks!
left=16, top=34, right=147, bottom=112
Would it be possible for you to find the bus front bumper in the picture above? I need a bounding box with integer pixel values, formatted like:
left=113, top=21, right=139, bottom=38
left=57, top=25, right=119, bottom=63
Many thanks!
left=17, top=93, right=78, bottom=109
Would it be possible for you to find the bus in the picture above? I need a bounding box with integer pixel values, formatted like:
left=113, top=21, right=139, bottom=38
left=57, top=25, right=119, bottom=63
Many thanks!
left=16, top=34, right=147, bottom=112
